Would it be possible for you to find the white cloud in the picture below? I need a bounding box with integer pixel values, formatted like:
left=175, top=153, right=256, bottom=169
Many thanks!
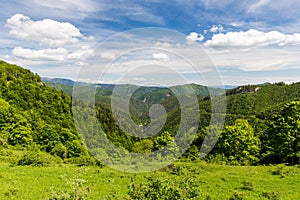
left=152, top=53, right=170, bottom=62
left=209, top=25, right=225, bottom=33
left=186, top=32, right=204, bottom=42
left=206, top=47, right=300, bottom=72
left=68, top=46, right=94, bottom=60
left=230, top=22, right=245, bottom=27
left=31, top=0, right=98, bottom=13
left=248, top=0, right=270, bottom=13
left=75, top=62, right=88, bottom=66
left=205, top=29, right=300, bottom=50
left=21, top=0, right=100, bottom=19
left=6, top=14, right=85, bottom=47
left=100, top=52, right=116, bottom=60
left=12, top=47, right=68, bottom=61
left=11, top=45, right=94, bottom=62
left=154, top=41, right=172, bottom=48
left=4, top=14, right=96, bottom=65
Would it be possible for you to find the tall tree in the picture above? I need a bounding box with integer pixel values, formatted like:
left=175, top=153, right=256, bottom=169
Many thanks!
left=266, top=101, right=300, bottom=164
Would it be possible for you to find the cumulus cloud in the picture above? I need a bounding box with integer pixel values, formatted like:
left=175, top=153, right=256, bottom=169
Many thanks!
left=12, top=47, right=68, bottom=61
left=186, top=32, right=204, bottom=42
left=6, top=14, right=85, bottom=47
left=204, top=29, right=300, bottom=50
left=152, top=53, right=170, bottom=62
left=12, top=45, right=94, bottom=62
left=4, top=14, right=95, bottom=65
left=209, top=25, right=225, bottom=33
left=68, top=46, right=94, bottom=60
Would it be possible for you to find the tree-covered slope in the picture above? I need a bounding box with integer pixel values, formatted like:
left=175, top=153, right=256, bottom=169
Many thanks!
left=0, top=60, right=87, bottom=158
left=225, top=82, right=300, bottom=115
left=3, top=60, right=299, bottom=166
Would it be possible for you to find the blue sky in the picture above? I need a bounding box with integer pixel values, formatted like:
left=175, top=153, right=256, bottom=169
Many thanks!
left=0, top=0, right=300, bottom=86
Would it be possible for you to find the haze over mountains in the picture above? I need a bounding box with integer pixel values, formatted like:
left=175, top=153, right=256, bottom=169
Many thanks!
left=43, top=77, right=238, bottom=90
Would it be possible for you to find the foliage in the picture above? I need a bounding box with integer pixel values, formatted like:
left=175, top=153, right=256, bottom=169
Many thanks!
left=1, top=60, right=300, bottom=166
left=215, top=119, right=260, bottom=165
left=264, top=101, right=300, bottom=164
left=132, top=139, right=154, bottom=153
left=128, top=172, right=200, bottom=199
left=16, top=151, right=56, bottom=167
left=0, top=61, right=87, bottom=160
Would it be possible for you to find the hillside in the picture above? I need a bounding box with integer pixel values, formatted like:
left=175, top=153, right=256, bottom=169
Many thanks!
left=44, top=78, right=224, bottom=123
left=225, top=82, right=300, bottom=115
left=1, top=61, right=299, bottom=167
left=44, top=78, right=300, bottom=119
left=45, top=73, right=300, bottom=165
left=0, top=61, right=88, bottom=160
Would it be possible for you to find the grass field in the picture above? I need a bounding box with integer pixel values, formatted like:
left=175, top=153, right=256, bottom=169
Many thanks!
left=0, top=152, right=299, bottom=200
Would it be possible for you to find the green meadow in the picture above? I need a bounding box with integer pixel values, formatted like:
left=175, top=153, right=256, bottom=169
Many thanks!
left=0, top=151, right=299, bottom=200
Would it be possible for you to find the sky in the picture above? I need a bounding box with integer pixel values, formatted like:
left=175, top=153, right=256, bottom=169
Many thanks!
left=0, top=0, right=300, bottom=86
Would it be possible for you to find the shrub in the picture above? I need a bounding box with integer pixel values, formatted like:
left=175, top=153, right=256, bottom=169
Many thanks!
left=64, top=156, right=103, bottom=167
left=51, top=143, right=68, bottom=158
left=128, top=173, right=200, bottom=199
left=16, top=151, right=60, bottom=166
left=17, top=152, right=49, bottom=166
left=206, top=154, right=228, bottom=165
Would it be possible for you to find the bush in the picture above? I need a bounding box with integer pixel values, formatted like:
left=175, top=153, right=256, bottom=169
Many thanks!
left=64, top=156, right=103, bottom=167
left=51, top=143, right=68, bottom=158
left=65, top=140, right=88, bottom=158
left=16, top=151, right=59, bottom=166
left=128, top=173, right=200, bottom=199
left=206, top=154, right=228, bottom=165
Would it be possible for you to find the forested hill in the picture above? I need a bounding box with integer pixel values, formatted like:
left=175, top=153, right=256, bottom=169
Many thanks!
left=1, top=60, right=299, bottom=166
left=224, top=82, right=300, bottom=115
left=44, top=77, right=300, bottom=117
left=0, top=60, right=88, bottom=159
left=47, top=76, right=298, bottom=131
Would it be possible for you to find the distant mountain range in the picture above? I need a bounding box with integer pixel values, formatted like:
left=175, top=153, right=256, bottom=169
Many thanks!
left=43, top=77, right=300, bottom=127
left=42, top=77, right=274, bottom=91
left=43, top=77, right=83, bottom=86
left=43, top=77, right=237, bottom=90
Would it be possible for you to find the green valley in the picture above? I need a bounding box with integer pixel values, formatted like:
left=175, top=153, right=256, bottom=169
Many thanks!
left=0, top=60, right=299, bottom=199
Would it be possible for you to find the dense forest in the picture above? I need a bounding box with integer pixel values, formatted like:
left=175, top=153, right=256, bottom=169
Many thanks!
left=1, top=60, right=299, bottom=166
left=0, top=60, right=89, bottom=164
